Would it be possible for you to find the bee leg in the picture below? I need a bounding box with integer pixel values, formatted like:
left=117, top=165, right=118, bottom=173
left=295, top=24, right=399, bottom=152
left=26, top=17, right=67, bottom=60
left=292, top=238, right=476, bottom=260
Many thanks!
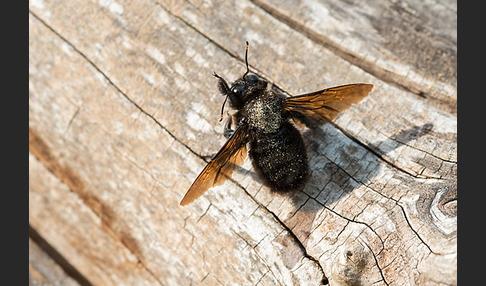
left=223, top=114, right=234, bottom=139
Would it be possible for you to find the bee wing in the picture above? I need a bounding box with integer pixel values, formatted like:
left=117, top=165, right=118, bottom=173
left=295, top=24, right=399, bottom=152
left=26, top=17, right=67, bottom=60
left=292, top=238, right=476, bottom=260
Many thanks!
left=282, top=84, right=373, bottom=128
left=180, top=122, right=249, bottom=206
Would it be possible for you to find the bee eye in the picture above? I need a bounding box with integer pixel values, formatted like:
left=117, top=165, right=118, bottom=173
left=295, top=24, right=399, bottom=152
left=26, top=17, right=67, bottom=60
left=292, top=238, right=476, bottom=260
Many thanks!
left=247, top=75, right=259, bottom=85
left=232, top=86, right=245, bottom=94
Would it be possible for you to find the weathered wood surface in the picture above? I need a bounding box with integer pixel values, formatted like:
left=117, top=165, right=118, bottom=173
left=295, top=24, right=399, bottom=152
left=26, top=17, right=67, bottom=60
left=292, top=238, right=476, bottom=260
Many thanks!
left=29, top=238, right=81, bottom=286
left=29, top=0, right=456, bottom=285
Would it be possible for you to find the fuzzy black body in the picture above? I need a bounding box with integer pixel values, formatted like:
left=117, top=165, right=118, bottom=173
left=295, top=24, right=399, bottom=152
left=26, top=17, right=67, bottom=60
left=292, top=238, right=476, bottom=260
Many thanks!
left=248, top=121, right=308, bottom=192
left=218, top=73, right=309, bottom=193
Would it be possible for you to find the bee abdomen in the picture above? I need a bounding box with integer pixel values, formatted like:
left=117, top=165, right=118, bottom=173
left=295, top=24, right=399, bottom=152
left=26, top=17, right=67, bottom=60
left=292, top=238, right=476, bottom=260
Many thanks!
left=249, top=122, right=308, bottom=192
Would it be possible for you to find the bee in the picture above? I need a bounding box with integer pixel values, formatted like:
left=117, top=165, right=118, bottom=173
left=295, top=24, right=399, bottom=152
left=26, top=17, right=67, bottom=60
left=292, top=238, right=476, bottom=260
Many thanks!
left=180, top=42, right=373, bottom=206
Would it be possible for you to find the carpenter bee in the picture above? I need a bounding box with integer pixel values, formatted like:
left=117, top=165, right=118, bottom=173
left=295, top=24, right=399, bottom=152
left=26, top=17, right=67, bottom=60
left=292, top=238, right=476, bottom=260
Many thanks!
left=180, top=42, right=373, bottom=206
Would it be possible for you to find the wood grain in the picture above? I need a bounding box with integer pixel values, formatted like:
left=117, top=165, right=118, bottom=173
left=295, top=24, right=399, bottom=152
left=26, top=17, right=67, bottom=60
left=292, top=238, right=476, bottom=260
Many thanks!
left=29, top=238, right=81, bottom=286
left=251, top=0, right=457, bottom=114
left=29, top=0, right=456, bottom=285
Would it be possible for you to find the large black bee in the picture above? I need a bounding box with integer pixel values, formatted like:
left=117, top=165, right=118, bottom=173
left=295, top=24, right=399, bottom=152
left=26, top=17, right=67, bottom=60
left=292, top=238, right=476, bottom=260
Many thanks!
left=180, top=42, right=373, bottom=206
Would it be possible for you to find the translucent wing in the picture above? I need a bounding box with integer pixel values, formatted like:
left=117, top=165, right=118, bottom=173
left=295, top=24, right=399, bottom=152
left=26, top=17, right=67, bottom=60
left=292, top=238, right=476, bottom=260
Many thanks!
left=283, top=84, right=373, bottom=127
left=180, top=122, right=249, bottom=206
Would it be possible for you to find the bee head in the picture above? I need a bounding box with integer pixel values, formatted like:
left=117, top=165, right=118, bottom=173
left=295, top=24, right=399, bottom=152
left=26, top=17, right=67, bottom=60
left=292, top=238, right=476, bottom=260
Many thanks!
left=214, top=42, right=267, bottom=121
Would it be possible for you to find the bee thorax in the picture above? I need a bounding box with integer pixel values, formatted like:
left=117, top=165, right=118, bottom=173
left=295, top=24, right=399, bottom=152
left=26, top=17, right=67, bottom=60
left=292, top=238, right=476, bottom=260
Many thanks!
left=245, top=93, right=283, bottom=134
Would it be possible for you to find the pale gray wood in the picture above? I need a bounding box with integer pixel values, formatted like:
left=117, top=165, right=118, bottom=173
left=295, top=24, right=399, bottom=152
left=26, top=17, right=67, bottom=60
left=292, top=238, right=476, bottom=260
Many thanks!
left=251, top=0, right=457, bottom=114
left=29, top=238, right=81, bottom=286
left=29, top=0, right=456, bottom=285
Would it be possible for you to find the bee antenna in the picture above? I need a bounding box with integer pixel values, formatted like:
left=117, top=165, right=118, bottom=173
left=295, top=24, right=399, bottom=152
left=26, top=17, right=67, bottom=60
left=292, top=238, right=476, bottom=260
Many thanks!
left=243, top=41, right=250, bottom=79
left=219, top=94, right=229, bottom=122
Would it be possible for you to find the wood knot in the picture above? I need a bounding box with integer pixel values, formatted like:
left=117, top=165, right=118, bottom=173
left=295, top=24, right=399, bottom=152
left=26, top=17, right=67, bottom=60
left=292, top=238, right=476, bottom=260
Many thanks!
left=437, top=186, right=457, bottom=217
left=330, top=242, right=370, bottom=286
left=430, top=183, right=457, bottom=235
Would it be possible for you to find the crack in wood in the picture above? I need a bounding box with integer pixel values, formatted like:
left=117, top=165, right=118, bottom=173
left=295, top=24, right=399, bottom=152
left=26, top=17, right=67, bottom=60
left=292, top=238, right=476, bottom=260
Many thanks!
left=321, top=203, right=385, bottom=256
left=29, top=225, right=94, bottom=286
left=231, top=192, right=329, bottom=284
left=265, top=209, right=328, bottom=284
left=196, top=202, right=212, bottom=222
left=200, top=272, right=210, bottom=283
left=231, top=230, right=283, bottom=286
left=253, top=269, right=270, bottom=286
left=65, top=106, right=80, bottom=134
left=397, top=202, right=435, bottom=254
left=29, top=9, right=203, bottom=168
left=359, top=237, right=390, bottom=286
